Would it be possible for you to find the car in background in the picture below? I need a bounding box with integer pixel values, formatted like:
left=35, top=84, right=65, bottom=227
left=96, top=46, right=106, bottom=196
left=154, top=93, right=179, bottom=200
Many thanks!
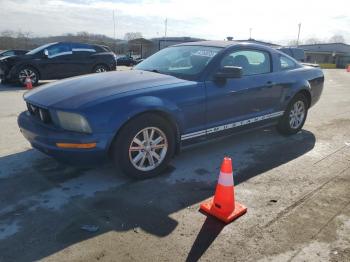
left=116, top=55, right=137, bottom=66
left=18, top=41, right=324, bottom=179
left=0, top=49, right=28, bottom=58
left=0, top=42, right=116, bottom=85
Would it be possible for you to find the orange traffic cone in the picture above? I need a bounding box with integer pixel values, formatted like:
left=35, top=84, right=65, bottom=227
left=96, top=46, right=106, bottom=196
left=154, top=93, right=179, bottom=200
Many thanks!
left=200, top=157, right=247, bottom=223
left=24, top=77, right=32, bottom=89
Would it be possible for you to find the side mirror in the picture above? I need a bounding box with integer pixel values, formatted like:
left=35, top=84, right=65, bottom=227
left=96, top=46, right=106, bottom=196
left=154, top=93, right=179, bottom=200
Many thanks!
left=215, top=66, right=242, bottom=79
left=43, top=49, right=49, bottom=57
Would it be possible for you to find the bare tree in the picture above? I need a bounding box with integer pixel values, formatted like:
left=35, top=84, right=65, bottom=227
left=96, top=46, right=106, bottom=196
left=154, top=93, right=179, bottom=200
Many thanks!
left=287, top=39, right=299, bottom=46
left=124, top=32, right=143, bottom=41
left=328, top=34, right=345, bottom=43
left=304, top=38, right=323, bottom=44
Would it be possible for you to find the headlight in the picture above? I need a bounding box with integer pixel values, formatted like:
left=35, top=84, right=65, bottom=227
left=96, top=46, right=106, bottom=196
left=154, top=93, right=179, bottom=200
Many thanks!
left=56, top=111, right=92, bottom=133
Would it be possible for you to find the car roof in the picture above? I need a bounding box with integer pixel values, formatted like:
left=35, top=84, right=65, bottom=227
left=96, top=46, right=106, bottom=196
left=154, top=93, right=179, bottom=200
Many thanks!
left=175, top=40, right=239, bottom=48
left=174, top=40, right=275, bottom=51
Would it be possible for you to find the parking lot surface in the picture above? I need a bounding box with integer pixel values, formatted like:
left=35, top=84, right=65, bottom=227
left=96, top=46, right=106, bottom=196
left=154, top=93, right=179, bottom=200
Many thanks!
left=0, top=69, right=349, bottom=261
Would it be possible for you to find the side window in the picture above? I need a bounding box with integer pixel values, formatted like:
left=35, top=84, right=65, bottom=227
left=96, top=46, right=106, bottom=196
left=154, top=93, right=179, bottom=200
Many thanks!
left=47, top=43, right=72, bottom=58
left=279, top=55, right=296, bottom=70
left=72, top=43, right=96, bottom=53
left=221, top=50, right=271, bottom=76
left=4, top=51, right=15, bottom=56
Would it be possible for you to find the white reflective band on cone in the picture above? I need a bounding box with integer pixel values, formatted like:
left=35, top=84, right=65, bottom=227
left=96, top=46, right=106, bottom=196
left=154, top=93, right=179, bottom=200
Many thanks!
left=218, top=171, right=233, bottom=186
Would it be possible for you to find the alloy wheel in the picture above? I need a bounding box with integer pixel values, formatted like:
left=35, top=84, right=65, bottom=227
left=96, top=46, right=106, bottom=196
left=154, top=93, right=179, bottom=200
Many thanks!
left=129, top=127, right=168, bottom=172
left=19, top=68, right=36, bottom=84
left=289, top=100, right=305, bottom=129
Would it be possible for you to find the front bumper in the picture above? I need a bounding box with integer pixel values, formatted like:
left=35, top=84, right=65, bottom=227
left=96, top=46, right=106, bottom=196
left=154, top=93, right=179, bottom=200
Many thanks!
left=18, top=111, right=113, bottom=165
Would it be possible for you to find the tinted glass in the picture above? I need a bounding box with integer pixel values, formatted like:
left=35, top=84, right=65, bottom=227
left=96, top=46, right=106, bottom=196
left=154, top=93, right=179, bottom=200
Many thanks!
left=135, top=45, right=222, bottom=79
left=47, top=43, right=72, bottom=57
left=26, top=43, right=56, bottom=55
left=221, top=50, right=271, bottom=76
left=3, top=51, right=15, bottom=56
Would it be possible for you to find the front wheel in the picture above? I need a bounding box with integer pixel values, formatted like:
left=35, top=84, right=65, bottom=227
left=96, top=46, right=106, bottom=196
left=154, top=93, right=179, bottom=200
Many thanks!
left=111, top=113, right=175, bottom=179
left=277, top=94, right=308, bottom=135
left=18, top=67, right=39, bottom=86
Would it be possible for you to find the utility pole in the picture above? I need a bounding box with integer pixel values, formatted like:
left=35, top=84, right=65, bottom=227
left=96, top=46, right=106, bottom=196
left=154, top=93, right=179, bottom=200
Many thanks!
left=113, top=10, right=116, bottom=40
left=297, top=23, right=301, bottom=47
left=163, top=18, right=167, bottom=50
left=249, top=28, right=252, bottom=39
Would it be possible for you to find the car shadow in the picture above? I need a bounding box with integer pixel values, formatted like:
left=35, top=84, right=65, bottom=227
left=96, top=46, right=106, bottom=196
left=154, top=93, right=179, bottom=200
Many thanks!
left=0, top=81, right=52, bottom=91
left=0, top=128, right=316, bottom=261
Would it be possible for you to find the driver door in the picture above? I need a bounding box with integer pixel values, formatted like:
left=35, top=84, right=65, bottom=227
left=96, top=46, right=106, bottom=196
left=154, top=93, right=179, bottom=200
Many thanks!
left=205, top=49, right=283, bottom=134
left=39, top=43, right=74, bottom=79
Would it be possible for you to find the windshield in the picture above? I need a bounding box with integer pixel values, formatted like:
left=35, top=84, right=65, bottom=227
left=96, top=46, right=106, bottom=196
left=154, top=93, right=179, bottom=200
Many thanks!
left=135, top=45, right=222, bottom=80
left=26, top=42, right=57, bottom=55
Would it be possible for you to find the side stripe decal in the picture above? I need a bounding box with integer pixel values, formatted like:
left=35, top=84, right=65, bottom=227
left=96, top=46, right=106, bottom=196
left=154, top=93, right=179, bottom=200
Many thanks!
left=181, top=111, right=284, bottom=141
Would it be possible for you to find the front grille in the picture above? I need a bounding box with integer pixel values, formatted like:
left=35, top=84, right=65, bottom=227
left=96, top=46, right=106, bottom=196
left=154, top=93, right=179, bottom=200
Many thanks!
left=26, top=102, right=52, bottom=124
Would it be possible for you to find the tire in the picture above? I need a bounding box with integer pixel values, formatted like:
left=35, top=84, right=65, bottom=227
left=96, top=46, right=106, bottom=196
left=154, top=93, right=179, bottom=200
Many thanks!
left=17, top=66, right=39, bottom=86
left=111, top=113, right=176, bottom=179
left=93, top=64, right=109, bottom=73
left=277, top=93, right=308, bottom=135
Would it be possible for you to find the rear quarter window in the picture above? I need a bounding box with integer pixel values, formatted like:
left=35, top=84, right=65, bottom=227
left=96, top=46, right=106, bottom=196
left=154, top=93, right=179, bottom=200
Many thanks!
left=279, top=55, right=296, bottom=71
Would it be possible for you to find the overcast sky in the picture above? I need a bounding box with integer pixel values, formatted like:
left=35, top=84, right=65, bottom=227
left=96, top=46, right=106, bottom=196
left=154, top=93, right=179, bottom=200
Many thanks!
left=0, top=0, right=349, bottom=44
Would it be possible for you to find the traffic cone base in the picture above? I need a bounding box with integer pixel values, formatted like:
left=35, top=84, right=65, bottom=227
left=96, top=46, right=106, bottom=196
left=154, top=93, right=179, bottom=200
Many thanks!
left=200, top=197, right=247, bottom=223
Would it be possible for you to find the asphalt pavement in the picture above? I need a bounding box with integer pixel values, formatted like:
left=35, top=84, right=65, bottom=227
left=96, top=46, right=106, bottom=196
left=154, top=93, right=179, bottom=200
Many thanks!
left=0, top=69, right=349, bottom=261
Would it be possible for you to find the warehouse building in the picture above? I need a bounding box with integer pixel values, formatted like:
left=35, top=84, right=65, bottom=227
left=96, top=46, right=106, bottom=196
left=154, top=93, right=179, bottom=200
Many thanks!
left=299, top=43, right=350, bottom=68
left=128, top=37, right=204, bottom=58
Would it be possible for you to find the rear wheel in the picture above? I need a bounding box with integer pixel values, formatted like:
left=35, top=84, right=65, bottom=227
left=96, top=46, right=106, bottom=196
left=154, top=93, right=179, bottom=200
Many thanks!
left=93, top=64, right=109, bottom=73
left=111, top=113, right=175, bottom=179
left=18, top=67, right=39, bottom=86
left=277, top=94, right=308, bottom=135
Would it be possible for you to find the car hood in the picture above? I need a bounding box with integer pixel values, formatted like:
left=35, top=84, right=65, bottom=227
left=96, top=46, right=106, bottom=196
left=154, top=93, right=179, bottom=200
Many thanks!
left=24, top=70, right=187, bottom=109
left=0, top=54, right=34, bottom=63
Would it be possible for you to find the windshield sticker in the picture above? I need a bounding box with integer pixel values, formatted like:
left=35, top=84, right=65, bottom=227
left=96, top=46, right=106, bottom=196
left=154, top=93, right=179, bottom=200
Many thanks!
left=192, top=50, right=217, bottom=57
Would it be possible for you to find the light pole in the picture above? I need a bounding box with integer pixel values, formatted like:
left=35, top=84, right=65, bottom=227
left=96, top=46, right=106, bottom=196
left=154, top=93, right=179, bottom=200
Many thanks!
left=249, top=28, right=252, bottom=39
left=113, top=10, right=116, bottom=40
left=297, top=23, right=301, bottom=47
left=163, top=18, right=168, bottom=49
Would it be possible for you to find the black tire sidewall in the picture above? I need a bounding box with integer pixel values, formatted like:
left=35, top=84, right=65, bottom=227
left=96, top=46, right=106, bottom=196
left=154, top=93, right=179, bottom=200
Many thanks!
left=112, top=114, right=175, bottom=179
left=278, top=94, right=308, bottom=135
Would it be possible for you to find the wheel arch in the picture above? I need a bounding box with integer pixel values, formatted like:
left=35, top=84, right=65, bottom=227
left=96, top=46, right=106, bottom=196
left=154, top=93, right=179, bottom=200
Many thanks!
left=285, top=78, right=312, bottom=109
left=107, top=109, right=182, bottom=156
left=297, top=89, right=312, bottom=108
left=11, top=63, right=41, bottom=79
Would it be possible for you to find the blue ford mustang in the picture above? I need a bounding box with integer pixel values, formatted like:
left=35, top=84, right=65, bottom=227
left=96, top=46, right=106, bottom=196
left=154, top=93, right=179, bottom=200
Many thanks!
left=18, top=41, right=324, bottom=178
